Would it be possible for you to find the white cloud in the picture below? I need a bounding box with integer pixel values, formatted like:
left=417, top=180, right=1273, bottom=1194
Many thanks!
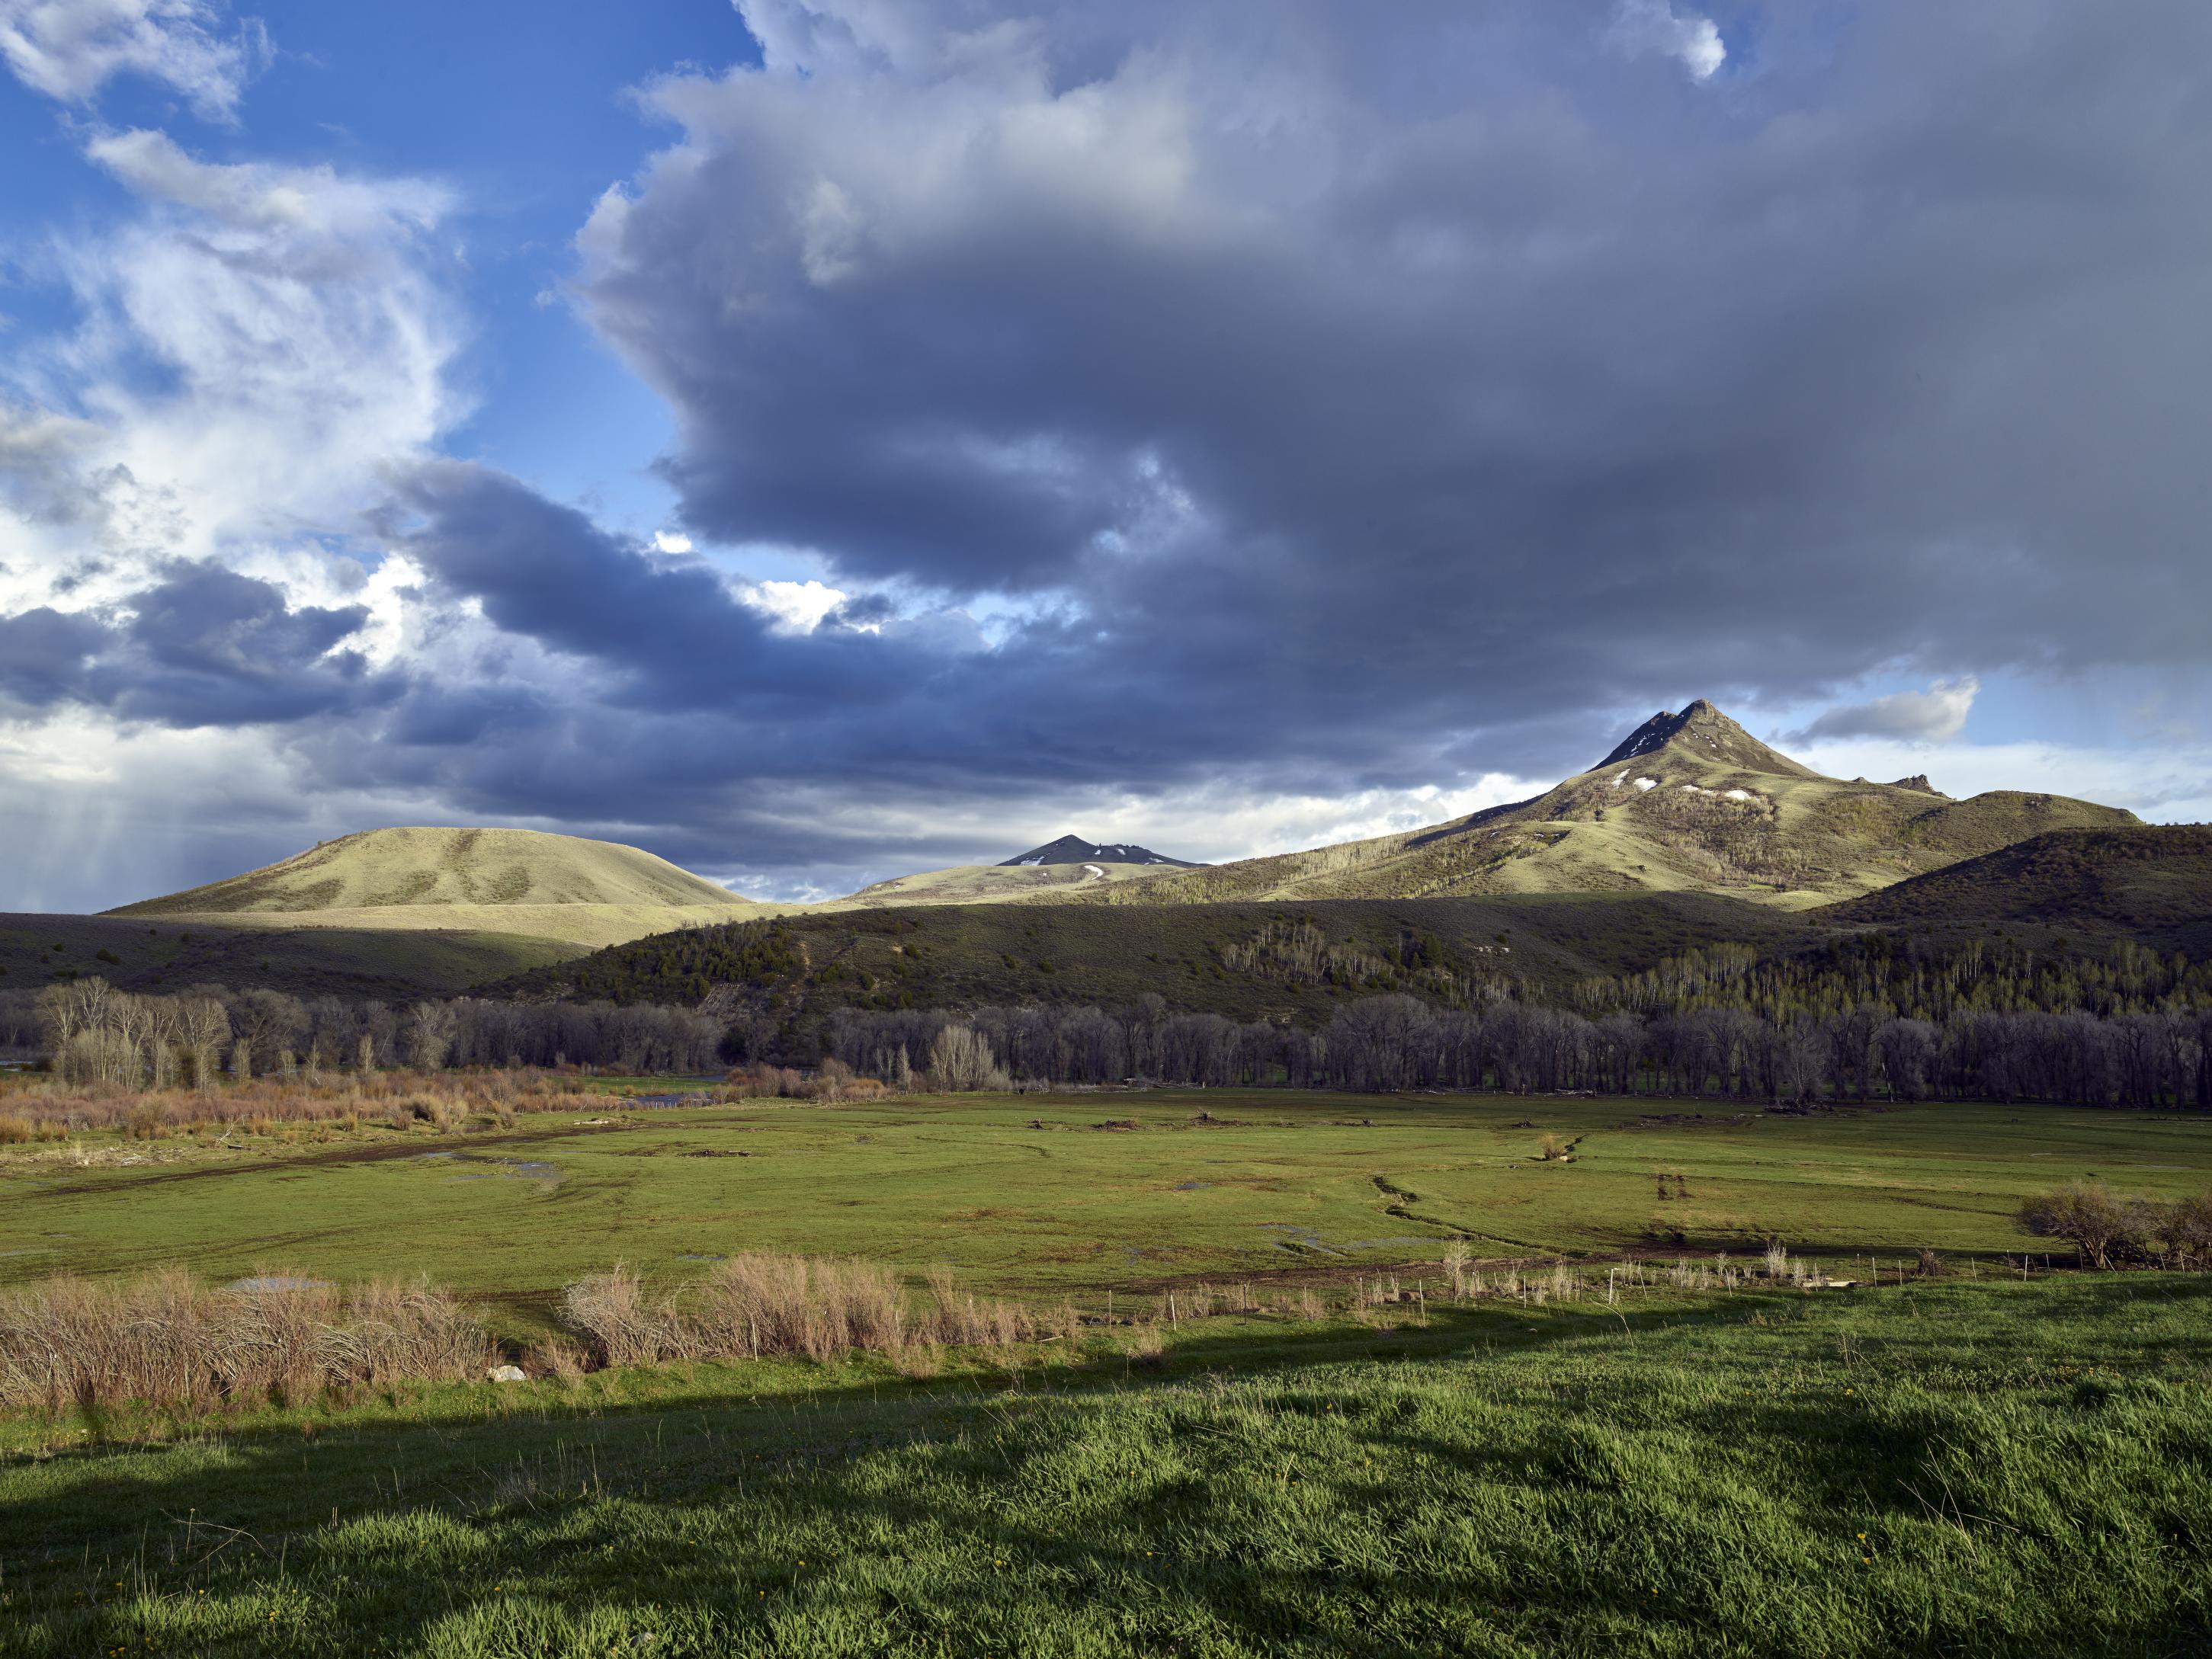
left=651, top=530, right=694, bottom=554
left=739, top=577, right=848, bottom=633
left=0, top=0, right=266, bottom=120
left=1609, top=0, right=1726, bottom=82
left=1, top=131, right=462, bottom=586
left=1794, top=676, right=1980, bottom=745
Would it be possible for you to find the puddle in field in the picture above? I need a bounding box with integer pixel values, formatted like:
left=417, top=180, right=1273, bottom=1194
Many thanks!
left=628, top=1094, right=716, bottom=1110
left=1174, top=1180, right=1213, bottom=1191
left=676, top=1253, right=727, bottom=1262
left=412, top=1151, right=562, bottom=1183
left=226, top=1275, right=330, bottom=1293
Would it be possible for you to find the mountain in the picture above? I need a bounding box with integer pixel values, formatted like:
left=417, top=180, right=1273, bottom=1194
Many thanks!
left=1823, top=825, right=2212, bottom=955
left=1093, top=700, right=2138, bottom=910
left=1000, top=835, right=1199, bottom=868
left=817, top=835, right=1201, bottom=910
left=109, top=827, right=774, bottom=953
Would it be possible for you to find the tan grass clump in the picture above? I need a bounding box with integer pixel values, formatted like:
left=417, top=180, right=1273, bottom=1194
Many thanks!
left=559, top=1256, right=1042, bottom=1369
left=0, top=1270, right=494, bottom=1414
left=0, top=1068, right=591, bottom=1145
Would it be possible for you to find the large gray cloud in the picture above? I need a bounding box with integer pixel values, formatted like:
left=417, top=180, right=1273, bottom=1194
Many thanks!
left=566, top=0, right=2212, bottom=787
left=0, top=559, right=386, bottom=725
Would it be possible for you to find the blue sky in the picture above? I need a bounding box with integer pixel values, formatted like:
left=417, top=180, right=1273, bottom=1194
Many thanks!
left=1, top=0, right=2208, bottom=910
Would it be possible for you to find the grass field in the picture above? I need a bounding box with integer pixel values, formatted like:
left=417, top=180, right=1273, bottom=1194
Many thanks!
left=4, top=1091, right=2205, bottom=1336
left=2, top=1274, right=2205, bottom=1656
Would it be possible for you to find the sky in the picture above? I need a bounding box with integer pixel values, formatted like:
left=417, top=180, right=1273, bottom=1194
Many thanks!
left=2, top=0, right=2209, bottom=910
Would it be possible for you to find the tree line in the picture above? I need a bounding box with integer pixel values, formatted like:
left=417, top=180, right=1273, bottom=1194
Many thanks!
left=0, top=979, right=723, bottom=1084
left=9, top=935, right=2209, bottom=1107
left=829, top=992, right=2212, bottom=1107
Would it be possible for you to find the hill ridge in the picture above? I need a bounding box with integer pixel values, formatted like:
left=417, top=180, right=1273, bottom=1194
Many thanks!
left=111, top=826, right=753, bottom=920
left=1085, top=698, right=2136, bottom=910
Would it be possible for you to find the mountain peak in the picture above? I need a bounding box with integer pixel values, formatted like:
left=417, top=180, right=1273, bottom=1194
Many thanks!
left=1594, top=700, right=1819, bottom=778
left=1001, top=834, right=1199, bottom=869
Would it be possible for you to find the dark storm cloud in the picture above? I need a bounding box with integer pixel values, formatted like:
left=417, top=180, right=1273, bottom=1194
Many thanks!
left=389, top=459, right=953, bottom=714
left=26, top=0, right=2212, bottom=906
left=561, top=0, right=2212, bottom=796
left=0, top=607, right=107, bottom=704
left=0, top=559, right=386, bottom=726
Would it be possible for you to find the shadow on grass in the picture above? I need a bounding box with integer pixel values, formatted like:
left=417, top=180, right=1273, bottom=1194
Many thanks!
left=4, top=1276, right=2209, bottom=1656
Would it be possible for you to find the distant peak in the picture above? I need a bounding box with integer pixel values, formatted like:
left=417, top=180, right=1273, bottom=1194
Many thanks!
left=1000, top=834, right=1200, bottom=869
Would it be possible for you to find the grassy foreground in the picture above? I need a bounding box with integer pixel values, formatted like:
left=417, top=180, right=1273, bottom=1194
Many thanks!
left=2, top=1275, right=2207, bottom=1657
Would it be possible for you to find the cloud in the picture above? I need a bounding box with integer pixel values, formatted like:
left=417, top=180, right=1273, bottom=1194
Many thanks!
left=13, top=1, right=2212, bottom=908
left=1609, top=0, right=1726, bottom=82
left=571, top=0, right=2212, bottom=775
left=0, top=129, right=460, bottom=649
left=1790, top=677, right=1980, bottom=745
left=0, top=0, right=267, bottom=120
left=0, top=559, right=386, bottom=725
left=59, top=131, right=462, bottom=550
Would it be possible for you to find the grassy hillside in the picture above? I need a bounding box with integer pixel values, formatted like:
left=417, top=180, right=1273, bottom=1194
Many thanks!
left=1099, top=702, right=2137, bottom=911
left=107, top=826, right=771, bottom=954
left=168, top=900, right=775, bottom=953
left=114, top=825, right=754, bottom=914
left=499, top=890, right=1812, bottom=1026
left=1825, top=825, right=2212, bottom=954
left=0, top=912, right=577, bottom=1001
left=827, top=860, right=1191, bottom=908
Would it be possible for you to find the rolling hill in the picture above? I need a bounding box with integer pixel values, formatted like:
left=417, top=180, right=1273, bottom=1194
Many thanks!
left=1823, top=825, right=2212, bottom=955
left=1095, top=700, right=2138, bottom=911
left=832, top=860, right=1192, bottom=908
left=0, top=912, right=577, bottom=1003
left=108, top=827, right=775, bottom=954
left=831, top=834, right=1201, bottom=908
left=495, top=887, right=1816, bottom=1033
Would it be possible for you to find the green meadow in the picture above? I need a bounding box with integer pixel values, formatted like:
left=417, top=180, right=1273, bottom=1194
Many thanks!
left=4, top=1093, right=2210, bottom=1654
left=2, top=1276, right=2207, bottom=1656
left=3, top=1091, right=2207, bottom=1327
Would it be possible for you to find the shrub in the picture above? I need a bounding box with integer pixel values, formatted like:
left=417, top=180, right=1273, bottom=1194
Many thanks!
left=2158, top=1191, right=2212, bottom=1270
left=2018, top=1180, right=2153, bottom=1270
left=559, top=1266, right=680, bottom=1369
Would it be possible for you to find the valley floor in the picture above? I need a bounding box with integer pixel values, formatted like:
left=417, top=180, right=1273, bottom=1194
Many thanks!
left=2, top=1276, right=2207, bottom=1656
left=2, top=1089, right=2206, bottom=1322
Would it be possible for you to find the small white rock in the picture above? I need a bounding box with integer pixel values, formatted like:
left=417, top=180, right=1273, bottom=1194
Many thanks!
left=487, top=1364, right=527, bottom=1383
